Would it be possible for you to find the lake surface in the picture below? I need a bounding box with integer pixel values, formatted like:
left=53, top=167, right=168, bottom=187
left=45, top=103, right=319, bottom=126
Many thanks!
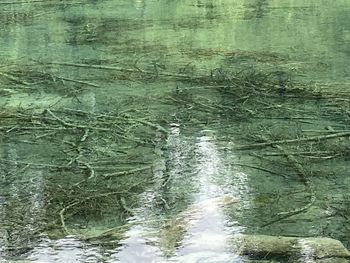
left=0, top=0, right=350, bottom=262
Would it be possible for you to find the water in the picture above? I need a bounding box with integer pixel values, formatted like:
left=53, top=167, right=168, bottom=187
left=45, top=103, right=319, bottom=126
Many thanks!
left=0, top=0, right=350, bottom=262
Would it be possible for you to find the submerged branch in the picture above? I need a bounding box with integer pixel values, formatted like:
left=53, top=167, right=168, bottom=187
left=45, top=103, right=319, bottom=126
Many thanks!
left=0, top=71, right=32, bottom=86
left=59, top=191, right=124, bottom=234
left=45, top=109, right=111, bottom=131
left=43, top=61, right=193, bottom=80
left=234, top=131, right=350, bottom=150
left=233, top=162, right=288, bottom=178
left=103, top=165, right=153, bottom=178
left=260, top=136, right=316, bottom=227
left=54, top=75, right=101, bottom=88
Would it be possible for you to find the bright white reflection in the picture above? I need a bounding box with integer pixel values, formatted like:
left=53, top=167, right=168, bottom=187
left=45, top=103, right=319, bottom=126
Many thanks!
left=111, top=125, right=186, bottom=263
left=298, top=239, right=316, bottom=263
left=110, top=223, right=163, bottom=263
left=172, top=132, right=245, bottom=263
left=26, top=235, right=108, bottom=263
left=27, top=236, right=84, bottom=263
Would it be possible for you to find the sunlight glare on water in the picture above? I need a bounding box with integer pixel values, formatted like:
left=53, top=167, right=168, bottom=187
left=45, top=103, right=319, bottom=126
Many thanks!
left=168, top=131, right=245, bottom=263
left=108, top=128, right=247, bottom=263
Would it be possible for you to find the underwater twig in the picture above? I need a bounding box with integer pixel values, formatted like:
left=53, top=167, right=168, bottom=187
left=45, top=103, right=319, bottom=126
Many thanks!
left=234, top=131, right=350, bottom=150
left=80, top=128, right=89, bottom=142
left=252, top=116, right=316, bottom=120
left=0, top=0, right=46, bottom=4
left=261, top=196, right=315, bottom=228
left=262, top=151, right=333, bottom=156
left=59, top=201, right=79, bottom=234
left=302, top=129, right=350, bottom=133
left=53, top=75, right=101, bottom=88
left=120, top=197, right=134, bottom=215
left=77, top=159, right=95, bottom=179
left=260, top=136, right=316, bottom=227
left=0, top=71, right=31, bottom=86
left=103, top=165, right=153, bottom=178
left=43, top=61, right=193, bottom=80
left=263, top=151, right=342, bottom=160
left=233, top=162, right=288, bottom=178
left=45, top=109, right=111, bottom=131
left=59, top=175, right=152, bottom=236
left=85, top=224, right=131, bottom=242
left=59, top=191, right=124, bottom=234
left=0, top=158, right=80, bottom=170
left=125, top=117, right=168, bottom=134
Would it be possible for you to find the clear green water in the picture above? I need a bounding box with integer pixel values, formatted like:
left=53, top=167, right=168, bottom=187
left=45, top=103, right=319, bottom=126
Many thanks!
left=0, top=0, right=350, bottom=262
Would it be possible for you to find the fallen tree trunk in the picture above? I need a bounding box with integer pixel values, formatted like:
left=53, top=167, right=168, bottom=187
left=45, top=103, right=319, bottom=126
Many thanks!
left=232, top=234, right=350, bottom=262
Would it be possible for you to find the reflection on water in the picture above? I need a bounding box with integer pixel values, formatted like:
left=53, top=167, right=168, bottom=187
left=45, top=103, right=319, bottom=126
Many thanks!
left=112, top=128, right=247, bottom=263
left=111, top=223, right=163, bottom=263
left=1, top=0, right=350, bottom=262
left=28, top=236, right=84, bottom=263
left=297, top=239, right=316, bottom=263
left=173, top=133, right=244, bottom=263
left=27, top=235, right=108, bottom=263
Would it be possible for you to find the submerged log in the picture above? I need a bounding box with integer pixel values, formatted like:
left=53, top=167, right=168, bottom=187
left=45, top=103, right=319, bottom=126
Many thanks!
left=232, top=234, right=350, bottom=262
